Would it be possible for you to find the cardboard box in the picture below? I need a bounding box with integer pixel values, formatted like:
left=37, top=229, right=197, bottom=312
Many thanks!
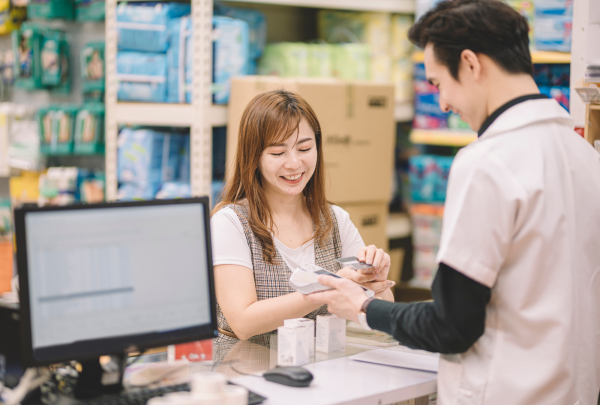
left=226, top=76, right=395, bottom=204
left=338, top=201, right=388, bottom=249
left=277, top=325, right=309, bottom=366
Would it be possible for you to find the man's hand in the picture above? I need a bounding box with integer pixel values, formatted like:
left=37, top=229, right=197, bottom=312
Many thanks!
left=303, top=275, right=371, bottom=323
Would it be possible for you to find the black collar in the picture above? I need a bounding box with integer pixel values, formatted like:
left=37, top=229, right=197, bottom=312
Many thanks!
left=477, top=94, right=548, bottom=137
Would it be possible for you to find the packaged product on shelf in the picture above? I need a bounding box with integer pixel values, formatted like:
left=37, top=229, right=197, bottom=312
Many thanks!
left=81, top=41, right=105, bottom=93
left=41, top=31, right=64, bottom=86
left=410, top=203, right=444, bottom=288
left=307, top=44, right=334, bottom=78
left=75, top=0, right=104, bottom=21
left=27, top=0, right=74, bottom=20
left=390, top=14, right=413, bottom=58
left=117, top=52, right=168, bottom=103
left=371, top=54, right=391, bottom=83
left=408, top=155, right=454, bottom=203
left=533, top=0, right=573, bottom=16
left=0, top=0, right=26, bottom=35
left=258, top=43, right=309, bottom=77
left=117, top=128, right=182, bottom=185
left=80, top=171, right=105, bottom=203
left=506, top=0, right=535, bottom=43
left=212, top=16, right=249, bottom=104
left=74, top=103, right=104, bottom=154
left=117, top=182, right=160, bottom=201
left=178, top=135, right=190, bottom=182
left=38, top=167, right=78, bottom=206
left=213, top=2, right=266, bottom=60
left=38, top=105, right=78, bottom=155
left=534, top=15, right=572, bottom=52
left=155, top=181, right=191, bottom=199
left=332, top=44, right=370, bottom=80
left=414, top=93, right=447, bottom=118
left=539, top=86, right=569, bottom=111
left=318, top=10, right=391, bottom=55
left=412, top=114, right=447, bottom=129
left=167, top=17, right=192, bottom=103
left=533, top=63, right=570, bottom=86
left=12, top=25, right=44, bottom=90
left=392, top=57, right=413, bottom=102
left=116, top=2, right=190, bottom=53
left=50, top=31, right=71, bottom=94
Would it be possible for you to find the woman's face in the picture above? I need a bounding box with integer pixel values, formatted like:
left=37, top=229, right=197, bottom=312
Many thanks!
left=259, top=119, right=318, bottom=199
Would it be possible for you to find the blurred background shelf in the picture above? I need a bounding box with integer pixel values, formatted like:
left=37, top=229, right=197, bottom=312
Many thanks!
left=412, top=50, right=571, bottom=64
left=410, top=129, right=477, bottom=146
left=226, top=0, right=415, bottom=13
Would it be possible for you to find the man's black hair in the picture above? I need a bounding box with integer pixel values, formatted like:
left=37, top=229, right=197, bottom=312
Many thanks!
left=409, top=0, right=533, bottom=80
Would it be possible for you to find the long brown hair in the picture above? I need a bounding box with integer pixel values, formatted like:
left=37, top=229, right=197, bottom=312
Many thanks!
left=214, top=89, right=333, bottom=264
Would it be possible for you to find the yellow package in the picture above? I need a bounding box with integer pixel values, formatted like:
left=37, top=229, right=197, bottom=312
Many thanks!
left=0, top=0, right=26, bottom=35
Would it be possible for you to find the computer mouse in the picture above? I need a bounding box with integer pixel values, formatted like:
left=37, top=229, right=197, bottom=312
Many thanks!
left=262, top=367, right=313, bottom=387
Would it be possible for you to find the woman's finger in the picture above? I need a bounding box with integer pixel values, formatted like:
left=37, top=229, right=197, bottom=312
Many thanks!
left=363, top=245, right=377, bottom=266
left=373, top=248, right=385, bottom=269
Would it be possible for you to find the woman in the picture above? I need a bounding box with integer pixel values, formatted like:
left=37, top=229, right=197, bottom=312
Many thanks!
left=211, top=89, right=395, bottom=342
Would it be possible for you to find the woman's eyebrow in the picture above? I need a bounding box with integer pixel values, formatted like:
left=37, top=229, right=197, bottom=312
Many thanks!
left=270, top=137, right=313, bottom=147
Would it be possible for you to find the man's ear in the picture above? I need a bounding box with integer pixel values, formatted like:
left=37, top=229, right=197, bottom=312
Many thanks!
left=460, top=49, right=482, bottom=81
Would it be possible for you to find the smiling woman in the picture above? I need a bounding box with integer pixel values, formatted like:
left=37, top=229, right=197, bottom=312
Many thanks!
left=210, top=90, right=394, bottom=342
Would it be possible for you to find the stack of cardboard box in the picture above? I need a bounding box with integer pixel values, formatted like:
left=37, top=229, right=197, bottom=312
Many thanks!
left=226, top=76, right=394, bottom=249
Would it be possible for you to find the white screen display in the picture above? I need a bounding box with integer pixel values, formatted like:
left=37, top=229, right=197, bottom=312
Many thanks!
left=24, top=204, right=212, bottom=349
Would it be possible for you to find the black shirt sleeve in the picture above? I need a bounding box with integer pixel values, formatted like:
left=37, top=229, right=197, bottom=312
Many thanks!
left=366, top=262, right=491, bottom=354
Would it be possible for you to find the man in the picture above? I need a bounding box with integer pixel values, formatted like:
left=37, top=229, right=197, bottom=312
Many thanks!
left=305, top=0, right=600, bottom=404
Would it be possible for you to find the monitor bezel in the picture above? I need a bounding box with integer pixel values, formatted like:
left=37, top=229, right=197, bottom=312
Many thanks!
left=15, top=197, right=218, bottom=367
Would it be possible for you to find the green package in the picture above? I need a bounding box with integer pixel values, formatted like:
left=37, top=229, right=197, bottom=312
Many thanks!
left=41, top=31, right=62, bottom=86
left=307, top=44, right=334, bottom=78
left=51, top=32, right=70, bottom=93
left=80, top=41, right=104, bottom=92
left=27, top=0, right=74, bottom=20
left=332, top=44, right=370, bottom=80
left=12, top=24, right=43, bottom=89
left=38, top=105, right=78, bottom=155
left=258, top=43, right=309, bottom=77
left=74, top=103, right=104, bottom=154
left=75, top=0, right=104, bottom=21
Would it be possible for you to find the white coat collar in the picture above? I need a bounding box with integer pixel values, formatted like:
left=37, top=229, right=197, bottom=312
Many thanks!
left=479, top=99, right=574, bottom=141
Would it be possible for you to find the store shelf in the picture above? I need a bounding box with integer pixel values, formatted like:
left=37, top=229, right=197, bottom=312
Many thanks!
left=410, top=129, right=477, bottom=146
left=412, top=50, right=571, bottom=64
left=113, top=103, right=228, bottom=127
left=226, top=0, right=415, bottom=13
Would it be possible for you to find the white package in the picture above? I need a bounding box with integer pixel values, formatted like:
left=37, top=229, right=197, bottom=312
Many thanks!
left=316, top=315, right=346, bottom=353
left=284, top=318, right=315, bottom=358
left=277, top=326, right=309, bottom=366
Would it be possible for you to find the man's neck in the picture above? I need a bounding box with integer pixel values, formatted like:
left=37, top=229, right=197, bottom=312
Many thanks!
left=486, top=74, right=540, bottom=117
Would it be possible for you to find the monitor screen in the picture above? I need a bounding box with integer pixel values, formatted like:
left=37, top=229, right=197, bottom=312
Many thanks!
left=16, top=199, right=217, bottom=365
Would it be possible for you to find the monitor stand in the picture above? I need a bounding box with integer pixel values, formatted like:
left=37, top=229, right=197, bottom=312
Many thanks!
left=73, top=355, right=127, bottom=399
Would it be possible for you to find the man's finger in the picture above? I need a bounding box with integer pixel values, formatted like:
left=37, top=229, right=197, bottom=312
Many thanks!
left=304, top=289, right=336, bottom=303
left=317, top=274, right=349, bottom=289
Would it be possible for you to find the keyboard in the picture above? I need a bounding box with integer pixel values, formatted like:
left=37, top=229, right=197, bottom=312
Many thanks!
left=82, top=382, right=267, bottom=405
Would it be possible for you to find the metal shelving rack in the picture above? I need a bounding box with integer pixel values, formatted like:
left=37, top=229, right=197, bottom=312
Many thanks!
left=104, top=0, right=416, bottom=201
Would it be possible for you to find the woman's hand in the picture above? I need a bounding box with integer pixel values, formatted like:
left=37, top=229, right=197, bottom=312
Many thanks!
left=357, top=245, right=391, bottom=282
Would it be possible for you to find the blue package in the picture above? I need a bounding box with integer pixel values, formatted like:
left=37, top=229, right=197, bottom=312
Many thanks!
left=534, top=15, right=572, bottom=52
left=409, top=155, right=454, bottom=203
left=414, top=93, right=448, bottom=117
left=117, top=182, right=160, bottom=201
left=117, top=52, right=168, bottom=102
left=167, top=17, right=193, bottom=103
left=213, top=16, right=250, bottom=104
left=414, top=63, right=426, bottom=82
left=534, top=0, right=573, bottom=17
left=117, top=2, right=191, bottom=52
left=533, top=63, right=570, bottom=86
left=156, top=182, right=191, bottom=199
left=117, top=128, right=182, bottom=185
left=539, top=86, right=570, bottom=112
left=214, top=3, right=266, bottom=59
left=178, top=135, right=190, bottom=183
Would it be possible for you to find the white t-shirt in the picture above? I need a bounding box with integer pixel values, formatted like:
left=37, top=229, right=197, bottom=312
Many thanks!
left=211, top=205, right=365, bottom=271
left=436, top=99, right=600, bottom=405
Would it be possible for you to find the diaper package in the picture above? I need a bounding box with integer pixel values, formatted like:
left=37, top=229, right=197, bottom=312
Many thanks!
left=258, top=43, right=309, bottom=77
left=318, top=10, right=391, bottom=55
left=214, top=3, right=266, bottom=60
left=28, top=0, right=74, bottom=20
left=409, top=155, right=454, bottom=203
left=155, top=181, right=191, bottom=199
left=38, top=105, right=79, bottom=155
left=534, top=15, right=572, bottom=52
left=533, top=0, right=573, bottom=16
left=307, top=44, right=334, bottom=78
left=41, top=30, right=64, bottom=87
left=212, top=16, right=249, bottom=104
left=0, top=0, right=26, bottom=35
left=75, top=0, right=104, bottom=21
left=117, top=128, right=182, bottom=185
left=74, top=103, right=104, bottom=154
left=332, top=44, right=370, bottom=80
left=80, top=41, right=105, bottom=93
left=117, top=182, right=160, bottom=201
left=167, top=17, right=192, bottom=103
left=116, top=2, right=190, bottom=53
left=117, top=52, right=167, bottom=102
left=12, top=25, right=43, bottom=90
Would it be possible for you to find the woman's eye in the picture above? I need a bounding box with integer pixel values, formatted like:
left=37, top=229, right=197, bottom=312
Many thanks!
left=300, top=148, right=312, bottom=152
left=271, top=152, right=284, bottom=156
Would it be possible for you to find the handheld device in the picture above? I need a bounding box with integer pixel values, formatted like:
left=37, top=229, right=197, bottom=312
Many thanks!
left=289, top=264, right=375, bottom=298
left=335, top=256, right=373, bottom=270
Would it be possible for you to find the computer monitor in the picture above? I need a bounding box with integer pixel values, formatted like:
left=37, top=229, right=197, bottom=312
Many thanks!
left=15, top=198, right=217, bottom=370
